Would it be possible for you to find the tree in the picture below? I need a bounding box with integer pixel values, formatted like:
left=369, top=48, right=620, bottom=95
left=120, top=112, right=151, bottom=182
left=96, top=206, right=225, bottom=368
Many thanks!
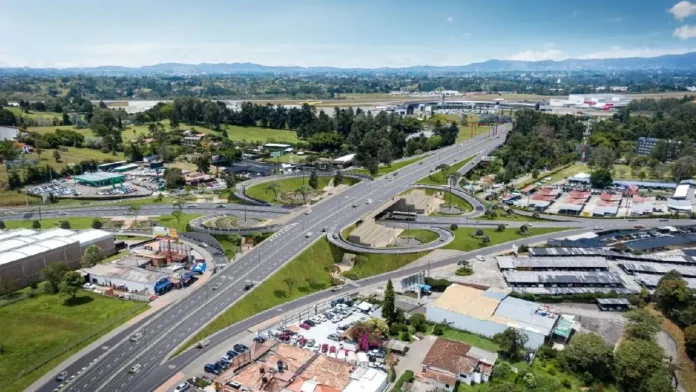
left=672, top=156, right=696, bottom=182
left=264, top=182, right=282, bottom=200
left=81, top=244, right=103, bottom=268
left=382, top=279, right=396, bottom=325
left=309, top=170, right=319, bottom=189
left=59, top=271, right=84, bottom=298
left=496, top=224, right=506, bottom=232
left=0, top=221, right=5, bottom=229
left=295, top=185, right=313, bottom=204
left=41, top=262, right=69, bottom=293
left=91, top=218, right=103, bottom=229
left=409, top=313, right=426, bottom=332
left=436, top=163, right=451, bottom=184
left=493, top=328, right=527, bottom=360
left=334, top=170, right=344, bottom=185
left=491, top=361, right=513, bottom=381
left=591, top=145, right=616, bottom=170
left=171, top=210, right=184, bottom=227
left=52, top=150, right=61, bottom=162
left=615, top=339, right=670, bottom=392
left=282, top=277, right=296, bottom=293
left=35, top=147, right=43, bottom=160
left=204, top=101, right=222, bottom=129
left=590, top=168, right=613, bottom=189
left=685, top=325, right=696, bottom=357
left=0, top=139, right=20, bottom=161
left=450, top=223, right=458, bottom=231
left=31, top=220, right=41, bottom=229
left=558, top=333, right=614, bottom=381
left=128, top=205, right=141, bottom=224
left=625, top=309, right=662, bottom=340
left=60, top=220, right=71, bottom=229
left=195, top=153, right=211, bottom=174
left=164, top=168, right=185, bottom=188
left=173, top=198, right=187, bottom=212
left=655, top=270, right=691, bottom=314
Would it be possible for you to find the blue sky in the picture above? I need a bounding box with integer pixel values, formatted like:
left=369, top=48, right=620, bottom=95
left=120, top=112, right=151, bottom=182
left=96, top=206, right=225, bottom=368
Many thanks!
left=2, top=0, right=696, bottom=68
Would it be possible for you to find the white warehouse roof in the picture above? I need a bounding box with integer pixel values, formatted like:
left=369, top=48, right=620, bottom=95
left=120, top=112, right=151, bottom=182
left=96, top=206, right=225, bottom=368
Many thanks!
left=0, top=237, right=37, bottom=253
left=333, top=154, right=356, bottom=163
left=0, top=229, right=37, bottom=241
left=0, top=237, right=78, bottom=266
left=673, top=184, right=690, bottom=199
left=68, top=229, right=112, bottom=245
left=32, top=228, right=76, bottom=240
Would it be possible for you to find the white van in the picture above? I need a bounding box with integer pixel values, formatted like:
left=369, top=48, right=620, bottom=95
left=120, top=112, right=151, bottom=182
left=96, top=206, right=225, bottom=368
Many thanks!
left=305, top=232, right=313, bottom=238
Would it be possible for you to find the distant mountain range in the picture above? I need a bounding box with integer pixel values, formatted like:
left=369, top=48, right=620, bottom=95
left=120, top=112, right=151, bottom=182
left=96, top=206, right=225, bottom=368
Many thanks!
left=4, top=52, right=696, bottom=75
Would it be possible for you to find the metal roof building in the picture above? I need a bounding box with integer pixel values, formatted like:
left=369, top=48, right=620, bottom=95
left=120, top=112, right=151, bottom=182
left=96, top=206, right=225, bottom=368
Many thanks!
left=513, top=287, right=637, bottom=295
left=634, top=273, right=696, bottom=289
left=504, top=271, right=624, bottom=287
left=496, top=256, right=609, bottom=271
left=618, top=261, right=696, bottom=278
left=82, top=264, right=170, bottom=295
left=0, top=229, right=116, bottom=288
left=72, top=172, right=125, bottom=186
left=425, top=285, right=559, bottom=349
left=592, top=205, right=619, bottom=216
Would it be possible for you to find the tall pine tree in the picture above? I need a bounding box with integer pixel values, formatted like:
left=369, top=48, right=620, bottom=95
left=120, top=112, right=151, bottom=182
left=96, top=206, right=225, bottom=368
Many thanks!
left=382, top=279, right=396, bottom=325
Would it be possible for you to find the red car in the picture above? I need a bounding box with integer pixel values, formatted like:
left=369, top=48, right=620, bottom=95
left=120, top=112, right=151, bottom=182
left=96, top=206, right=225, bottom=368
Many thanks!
left=635, top=224, right=645, bottom=229
left=329, top=345, right=337, bottom=354
left=321, top=344, right=328, bottom=353
left=279, top=333, right=290, bottom=341
left=299, top=338, right=307, bottom=347
left=300, top=323, right=311, bottom=330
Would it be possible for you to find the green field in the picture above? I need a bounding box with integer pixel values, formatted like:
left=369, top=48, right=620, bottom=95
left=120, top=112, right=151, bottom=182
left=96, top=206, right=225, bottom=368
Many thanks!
left=224, top=124, right=298, bottom=144
left=475, top=212, right=549, bottom=222
left=351, top=155, right=429, bottom=177
left=262, top=153, right=307, bottom=164
left=245, top=176, right=356, bottom=204
left=416, top=154, right=478, bottom=185
left=425, top=323, right=499, bottom=352
left=0, top=289, right=146, bottom=392
left=0, top=213, right=199, bottom=233
left=7, top=108, right=67, bottom=124
left=348, top=252, right=427, bottom=279
left=179, top=238, right=343, bottom=354
left=444, top=227, right=572, bottom=251
left=517, top=163, right=585, bottom=189
left=398, top=229, right=439, bottom=244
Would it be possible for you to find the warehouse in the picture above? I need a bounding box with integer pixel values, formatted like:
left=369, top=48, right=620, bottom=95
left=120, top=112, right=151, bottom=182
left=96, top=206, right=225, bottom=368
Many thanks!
left=618, top=262, right=696, bottom=278
left=0, top=237, right=82, bottom=287
left=503, top=271, right=624, bottom=288
left=529, top=247, right=610, bottom=257
left=82, top=264, right=171, bottom=295
left=425, top=285, right=559, bottom=349
left=596, top=298, right=631, bottom=311
left=496, top=256, right=609, bottom=271
left=0, top=228, right=115, bottom=288
left=512, top=287, right=637, bottom=295
left=634, top=273, right=696, bottom=289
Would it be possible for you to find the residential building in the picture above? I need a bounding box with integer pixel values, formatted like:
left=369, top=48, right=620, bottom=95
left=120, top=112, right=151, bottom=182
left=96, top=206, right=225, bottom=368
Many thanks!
left=420, top=338, right=498, bottom=390
left=184, top=136, right=202, bottom=146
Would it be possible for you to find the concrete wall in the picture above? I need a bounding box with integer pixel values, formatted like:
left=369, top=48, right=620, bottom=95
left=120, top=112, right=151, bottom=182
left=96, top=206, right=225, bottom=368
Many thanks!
left=425, top=307, right=547, bottom=349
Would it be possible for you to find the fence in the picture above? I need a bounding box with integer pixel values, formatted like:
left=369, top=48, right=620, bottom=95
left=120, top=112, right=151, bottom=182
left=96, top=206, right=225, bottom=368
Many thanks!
left=0, top=302, right=148, bottom=391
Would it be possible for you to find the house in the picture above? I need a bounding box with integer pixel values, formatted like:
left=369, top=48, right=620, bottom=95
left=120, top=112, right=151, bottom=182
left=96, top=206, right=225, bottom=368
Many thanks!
left=16, top=142, right=33, bottom=154
left=0, top=126, right=20, bottom=141
left=420, top=338, right=498, bottom=390
left=184, top=136, right=202, bottom=146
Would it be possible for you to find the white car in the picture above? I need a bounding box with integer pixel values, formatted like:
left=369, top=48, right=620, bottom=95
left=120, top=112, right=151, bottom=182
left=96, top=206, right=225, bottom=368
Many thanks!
left=594, top=226, right=605, bottom=230
left=129, top=364, right=141, bottom=373
left=197, top=339, right=210, bottom=348
left=366, top=199, right=372, bottom=204
left=317, top=315, right=327, bottom=322
left=174, top=382, right=191, bottom=392
left=57, top=211, right=68, bottom=216
left=475, top=255, right=485, bottom=262
left=305, top=209, right=312, bottom=215
left=305, top=232, right=313, bottom=238
left=188, top=204, right=197, bottom=208
left=82, top=283, right=94, bottom=289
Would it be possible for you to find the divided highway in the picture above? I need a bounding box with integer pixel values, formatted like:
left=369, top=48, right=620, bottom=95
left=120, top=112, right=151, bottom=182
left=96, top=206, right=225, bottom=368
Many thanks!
left=42, top=129, right=506, bottom=392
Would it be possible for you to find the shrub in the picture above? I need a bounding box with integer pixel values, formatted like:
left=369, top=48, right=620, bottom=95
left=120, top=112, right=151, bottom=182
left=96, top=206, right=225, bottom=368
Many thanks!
left=455, top=267, right=473, bottom=276
left=31, top=220, right=41, bottom=229
left=532, top=212, right=540, bottom=219
left=398, top=331, right=411, bottom=341
left=491, top=362, right=513, bottom=381
left=60, top=220, right=71, bottom=229
left=389, top=367, right=397, bottom=382
left=424, top=277, right=451, bottom=292
left=450, top=223, right=458, bottom=231
left=432, top=324, right=444, bottom=335
left=91, top=218, right=103, bottom=229
left=389, top=323, right=407, bottom=336
left=342, top=271, right=360, bottom=280
left=496, top=224, right=506, bottom=232
left=561, top=379, right=572, bottom=389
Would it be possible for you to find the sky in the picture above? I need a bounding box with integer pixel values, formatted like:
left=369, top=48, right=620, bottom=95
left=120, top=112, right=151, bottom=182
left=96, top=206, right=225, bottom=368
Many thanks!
left=3, top=0, right=696, bottom=68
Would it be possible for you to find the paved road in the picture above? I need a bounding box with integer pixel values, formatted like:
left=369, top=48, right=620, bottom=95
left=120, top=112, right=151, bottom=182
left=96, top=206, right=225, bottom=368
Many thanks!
left=41, top=129, right=505, bottom=392
left=0, top=203, right=289, bottom=222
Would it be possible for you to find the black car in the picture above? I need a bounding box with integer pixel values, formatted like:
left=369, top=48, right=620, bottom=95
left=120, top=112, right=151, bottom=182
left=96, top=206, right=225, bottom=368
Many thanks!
left=253, top=336, right=266, bottom=343
left=234, top=344, right=249, bottom=353
left=227, top=350, right=239, bottom=358
left=303, top=319, right=316, bottom=327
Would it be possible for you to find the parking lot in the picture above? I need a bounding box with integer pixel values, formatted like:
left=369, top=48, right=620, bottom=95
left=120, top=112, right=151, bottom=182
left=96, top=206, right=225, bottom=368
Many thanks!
left=26, top=178, right=151, bottom=200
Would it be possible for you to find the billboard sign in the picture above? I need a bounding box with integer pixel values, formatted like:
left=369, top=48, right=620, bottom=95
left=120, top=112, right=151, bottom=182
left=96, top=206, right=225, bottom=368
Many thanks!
left=153, top=226, right=178, bottom=239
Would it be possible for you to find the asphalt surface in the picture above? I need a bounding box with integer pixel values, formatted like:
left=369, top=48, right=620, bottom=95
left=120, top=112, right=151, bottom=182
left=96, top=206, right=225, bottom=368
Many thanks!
left=0, top=203, right=289, bottom=223
left=34, top=129, right=505, bottom=392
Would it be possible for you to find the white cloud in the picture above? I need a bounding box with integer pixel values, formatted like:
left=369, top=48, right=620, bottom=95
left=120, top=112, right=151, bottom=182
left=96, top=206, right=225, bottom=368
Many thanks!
left=508, top=50, right=568, bottom=61
left=446, top=16, right=453, bottom=22
left=462, top=32, right=471, bottom=38
left=578, top=46, right=696, bottom=59
left=670, top=1, right=696, bottom=20
left=674, top=24, right=696, bottom=39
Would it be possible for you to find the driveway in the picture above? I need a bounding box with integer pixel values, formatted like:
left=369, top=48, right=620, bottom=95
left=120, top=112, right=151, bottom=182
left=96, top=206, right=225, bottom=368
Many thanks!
left=394, top=335, right=436, bottom=376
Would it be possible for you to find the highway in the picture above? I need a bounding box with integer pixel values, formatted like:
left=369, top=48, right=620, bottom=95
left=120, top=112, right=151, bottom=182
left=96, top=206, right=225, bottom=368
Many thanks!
left=38, top=129, right=506, bottom=392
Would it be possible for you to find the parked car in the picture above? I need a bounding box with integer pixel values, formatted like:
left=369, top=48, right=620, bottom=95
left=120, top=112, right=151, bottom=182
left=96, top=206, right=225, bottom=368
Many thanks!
left=306, top=339, right=316, bottom=347
left=321, top=344, right=329, bottom=353
left=217, top=204, right=226, bottom=208
left=328, top=333, right=340, bottom=341
left=174, top=382, right=191, bottom=392
left=330, top=346, right=337, bottom=354
left=475, top=255, right=485, bottom=262
left=227, top=350, right=239, bottom=359
left=299, top=338, right=307, bottom=347
left=82, top=283, right=94, bottom=289
left=300, top=322, right=311, bottom=330
left=234, top=344, right=249, bottom=353
left=204, top=364, right=220, bottom=375
left=55, top=371, right=68, bottom=382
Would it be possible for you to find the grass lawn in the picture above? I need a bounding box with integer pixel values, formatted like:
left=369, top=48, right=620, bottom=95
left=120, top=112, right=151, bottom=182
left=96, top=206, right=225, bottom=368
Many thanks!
left=2, top=216, right=97, bottom=230
left=517, top=163, right=586, bottom=189
left=398, top=229, right=439, bottom=244
left=426, top=323, right=499, bottom=352
left=179, top=238, right=343, bottom=354
left=416, top=154, right=478, bottom=185
left=109, top=196, right=177, bottom=208
left=475, top=212, right=549, bottom=222
left=351, top=155, right=429, bottom=177
left=224, top=124, right=298, bottom=144
left=444, top=227, right=572, bottom=251
left=348, top=252, right=427, bottom=279
left=262, top=153, right=307, bottom=164
left=0, top=290, right=147, bottom=392
left=7, top=108, right=67, bottom=123
left=245, top=176, right=356, bottom=204
left=0, top=191, right=94, bottom=208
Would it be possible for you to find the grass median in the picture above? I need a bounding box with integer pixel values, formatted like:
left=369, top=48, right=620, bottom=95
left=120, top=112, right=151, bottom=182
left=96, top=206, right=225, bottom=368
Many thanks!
left=444, top=227, right=573, bottom=251
left=351, top=155, right=428, bottom=177
left=416, top=153, right=478, bottom=186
